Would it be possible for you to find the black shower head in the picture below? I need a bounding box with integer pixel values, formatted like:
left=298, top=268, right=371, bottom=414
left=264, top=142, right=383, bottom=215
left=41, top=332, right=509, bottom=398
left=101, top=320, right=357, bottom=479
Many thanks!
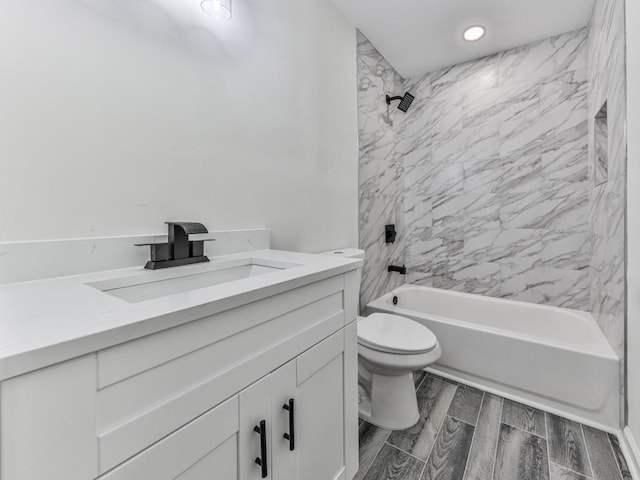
left=386, top=92, right=415, bottom=112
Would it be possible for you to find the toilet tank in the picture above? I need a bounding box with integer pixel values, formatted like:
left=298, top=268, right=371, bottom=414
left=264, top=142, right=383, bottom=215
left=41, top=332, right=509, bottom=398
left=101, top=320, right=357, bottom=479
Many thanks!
left=321, top=248, right=365, bottom=311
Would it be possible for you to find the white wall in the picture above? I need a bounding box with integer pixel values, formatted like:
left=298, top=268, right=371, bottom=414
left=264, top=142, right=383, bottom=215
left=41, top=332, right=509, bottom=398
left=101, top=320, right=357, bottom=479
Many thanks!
left=626, top=0, right=640, bottom=455
left=0, top=0, right=358, bottom=253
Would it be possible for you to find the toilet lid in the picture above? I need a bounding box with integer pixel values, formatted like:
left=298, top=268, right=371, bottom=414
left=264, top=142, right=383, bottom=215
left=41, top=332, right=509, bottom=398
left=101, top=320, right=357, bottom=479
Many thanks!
left=358, top=313, right=438, bottom=354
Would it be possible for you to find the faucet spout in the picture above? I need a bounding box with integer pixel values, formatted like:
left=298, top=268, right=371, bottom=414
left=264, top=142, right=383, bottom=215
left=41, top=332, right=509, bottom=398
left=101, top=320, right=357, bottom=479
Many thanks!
left=167, top=222, right=208, bottom=260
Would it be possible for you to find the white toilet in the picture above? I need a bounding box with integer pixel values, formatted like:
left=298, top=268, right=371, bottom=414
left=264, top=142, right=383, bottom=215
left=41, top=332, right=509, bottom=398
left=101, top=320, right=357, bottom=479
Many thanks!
left=321, top=248, right=441, bottom=430
left=357, top=313, right=441, bottom=430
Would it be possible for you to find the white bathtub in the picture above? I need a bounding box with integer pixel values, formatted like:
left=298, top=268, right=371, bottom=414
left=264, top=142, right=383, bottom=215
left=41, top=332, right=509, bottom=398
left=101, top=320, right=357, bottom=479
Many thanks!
left=367, top=284, right=621, bottom=430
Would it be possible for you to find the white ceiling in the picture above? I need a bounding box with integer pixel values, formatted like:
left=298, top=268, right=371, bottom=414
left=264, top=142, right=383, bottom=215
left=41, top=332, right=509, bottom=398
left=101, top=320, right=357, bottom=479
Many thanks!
left=330, top=0, right=595, bottom=78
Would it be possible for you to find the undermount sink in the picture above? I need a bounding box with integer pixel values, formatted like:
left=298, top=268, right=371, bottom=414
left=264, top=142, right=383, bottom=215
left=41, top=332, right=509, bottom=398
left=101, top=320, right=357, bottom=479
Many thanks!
left=88, top=258, right=299, bottom=303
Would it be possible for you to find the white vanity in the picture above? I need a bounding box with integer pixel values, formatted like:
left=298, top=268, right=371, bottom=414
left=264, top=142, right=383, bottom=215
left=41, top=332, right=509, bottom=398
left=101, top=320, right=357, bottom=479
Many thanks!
left=0, top=231, right=361, bottom=480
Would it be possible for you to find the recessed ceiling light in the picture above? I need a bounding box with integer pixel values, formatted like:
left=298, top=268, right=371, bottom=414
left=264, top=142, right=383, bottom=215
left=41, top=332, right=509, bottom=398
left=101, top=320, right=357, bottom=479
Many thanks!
left=201, top=0, right=232, bottom=21
left=463, top=25, right=485, bottom=42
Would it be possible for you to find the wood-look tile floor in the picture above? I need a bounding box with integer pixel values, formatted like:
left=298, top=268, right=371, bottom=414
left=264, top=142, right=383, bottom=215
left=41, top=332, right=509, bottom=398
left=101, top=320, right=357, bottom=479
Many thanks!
left=356, top=372, right=633, bottom=480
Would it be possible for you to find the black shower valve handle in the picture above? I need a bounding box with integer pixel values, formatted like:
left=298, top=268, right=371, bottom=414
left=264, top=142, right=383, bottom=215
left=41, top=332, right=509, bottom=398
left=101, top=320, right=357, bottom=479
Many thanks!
left=385, top=224, right=397, bottom=244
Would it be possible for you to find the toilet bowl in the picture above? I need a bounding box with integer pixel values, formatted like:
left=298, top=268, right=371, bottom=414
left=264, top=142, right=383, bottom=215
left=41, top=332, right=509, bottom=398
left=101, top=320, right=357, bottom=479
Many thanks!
left=318, top=248, right=441, bottom=429
left=357, top=313, right=441, bottom=430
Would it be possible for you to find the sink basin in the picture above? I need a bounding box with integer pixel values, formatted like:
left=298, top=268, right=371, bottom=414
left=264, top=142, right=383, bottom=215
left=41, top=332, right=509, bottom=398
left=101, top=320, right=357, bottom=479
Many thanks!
left=88, top=258, right=299, bottom=303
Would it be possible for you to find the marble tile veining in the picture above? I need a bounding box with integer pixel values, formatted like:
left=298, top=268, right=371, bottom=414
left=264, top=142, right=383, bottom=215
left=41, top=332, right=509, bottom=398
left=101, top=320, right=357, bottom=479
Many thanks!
left=357, top=31, right=406, bottom=310
left=587, top=0, right=627, bottom=359
left=395, top=28, right=591, bottom=311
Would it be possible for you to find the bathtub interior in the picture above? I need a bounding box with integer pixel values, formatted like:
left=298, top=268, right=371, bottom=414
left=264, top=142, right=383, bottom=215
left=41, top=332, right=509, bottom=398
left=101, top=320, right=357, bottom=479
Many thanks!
left=374, top=285, right=617, bottom=357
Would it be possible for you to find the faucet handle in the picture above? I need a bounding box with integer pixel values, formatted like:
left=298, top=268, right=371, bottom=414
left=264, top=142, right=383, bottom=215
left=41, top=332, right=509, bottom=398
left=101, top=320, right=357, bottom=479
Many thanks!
left=188, top=234, right=217, bottom=242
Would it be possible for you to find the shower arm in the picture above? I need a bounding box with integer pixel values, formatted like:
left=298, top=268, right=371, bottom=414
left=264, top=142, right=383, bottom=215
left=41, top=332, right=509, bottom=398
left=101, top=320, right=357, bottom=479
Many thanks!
left=385, top=92, right=414, bottom=112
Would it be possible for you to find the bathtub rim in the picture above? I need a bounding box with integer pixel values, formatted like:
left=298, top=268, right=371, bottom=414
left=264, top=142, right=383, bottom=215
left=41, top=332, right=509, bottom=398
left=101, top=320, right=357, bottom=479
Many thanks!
left=368, top=284, right=618, bottom=360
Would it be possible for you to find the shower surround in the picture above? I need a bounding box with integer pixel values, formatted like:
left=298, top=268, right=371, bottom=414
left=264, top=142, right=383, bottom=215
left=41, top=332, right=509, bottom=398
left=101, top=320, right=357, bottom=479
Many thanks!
left=358, top=29, right=591, bottom=310
left=357, top=2, right=628, bottom=428
left=402, top=29, right=590, bottom=309
left=357, top=33, right=406, bottom=310
left=587, top=0, right=626, bottom=358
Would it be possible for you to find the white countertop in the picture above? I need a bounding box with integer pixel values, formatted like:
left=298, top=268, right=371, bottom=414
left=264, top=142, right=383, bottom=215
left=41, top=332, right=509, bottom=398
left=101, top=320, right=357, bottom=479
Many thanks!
left=0, top=249, right=362, bottom=381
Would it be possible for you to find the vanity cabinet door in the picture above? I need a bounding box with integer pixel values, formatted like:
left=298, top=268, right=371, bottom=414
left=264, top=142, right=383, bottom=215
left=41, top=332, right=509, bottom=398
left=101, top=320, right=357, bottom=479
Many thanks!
left=240, top=330, right=351, bottom=480
left=269, top=361, right=297, bottom=480
left=295, top=330, right=347, bottom=480
left=240, top=372, right=274, bottom=480
left=239, top=360, right=297, bottom=480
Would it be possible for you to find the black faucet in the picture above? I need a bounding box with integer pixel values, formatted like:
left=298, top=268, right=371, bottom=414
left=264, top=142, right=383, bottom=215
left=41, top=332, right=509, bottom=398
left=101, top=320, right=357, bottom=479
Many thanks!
left=136, top=222, right=215, bottom=270
left=388, top=264, right=407, bottom=274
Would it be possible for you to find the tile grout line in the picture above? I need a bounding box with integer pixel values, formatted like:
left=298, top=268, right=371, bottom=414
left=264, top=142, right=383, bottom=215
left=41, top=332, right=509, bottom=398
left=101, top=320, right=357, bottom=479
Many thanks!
left=417, top=459, right=427, bottom=480
left=549, top=461, right=593, bottom=479
left=491, top=397, right=505, bottom=480
left=383, top=440, right=427, bottom=465
left=501, top=419, right=548, bottom=441
left=449, top=413, right=477, bottom=428
left=415, top=371, right=429, bottom=390
left=472, top=389, right=483, bottom=426
left=426, top=370, right=456, bottom=386
left=580, top=423, right=596, bottom=479
left=358, top=457, right=373, bottom=480
left=605, top=431, right=627, bottom=480
left=357, top=446, right=378, bottom=480
left=545, top=412, right=552, bottom=480
left=423, top=383, right=459, bottom=467
left=358, top=426, right=391, bottom=480
left=460, top=392, right=485, bottom=480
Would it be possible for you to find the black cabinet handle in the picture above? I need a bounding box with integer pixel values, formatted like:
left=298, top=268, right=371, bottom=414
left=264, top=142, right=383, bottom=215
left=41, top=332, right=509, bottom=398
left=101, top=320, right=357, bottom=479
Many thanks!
left=282, top=399, right=295, bottom=451
left=254, top=420, right=268, bottom=478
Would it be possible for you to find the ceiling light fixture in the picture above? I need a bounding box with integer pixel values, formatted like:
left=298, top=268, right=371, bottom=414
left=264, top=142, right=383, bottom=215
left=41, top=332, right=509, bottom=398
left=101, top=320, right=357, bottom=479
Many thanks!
left=201, top=0, right=232, bottom=21
left=463, top=25, right=485, bottom=42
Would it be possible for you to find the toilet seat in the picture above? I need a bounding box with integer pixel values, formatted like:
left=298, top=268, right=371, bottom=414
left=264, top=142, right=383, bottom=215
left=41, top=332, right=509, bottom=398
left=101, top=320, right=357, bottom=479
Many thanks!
left=358, top=313, right=438, bottom=355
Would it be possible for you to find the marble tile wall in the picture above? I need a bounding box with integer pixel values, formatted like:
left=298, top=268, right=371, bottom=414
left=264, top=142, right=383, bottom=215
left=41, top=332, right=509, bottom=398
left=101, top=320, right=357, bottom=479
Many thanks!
left=401, top=29, right=591, bottom=310
left=358, top=18, right=627, bottom=360
left=587, top=0, right=626, bottom=358
left=357, top=32, right=406, bottom=310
